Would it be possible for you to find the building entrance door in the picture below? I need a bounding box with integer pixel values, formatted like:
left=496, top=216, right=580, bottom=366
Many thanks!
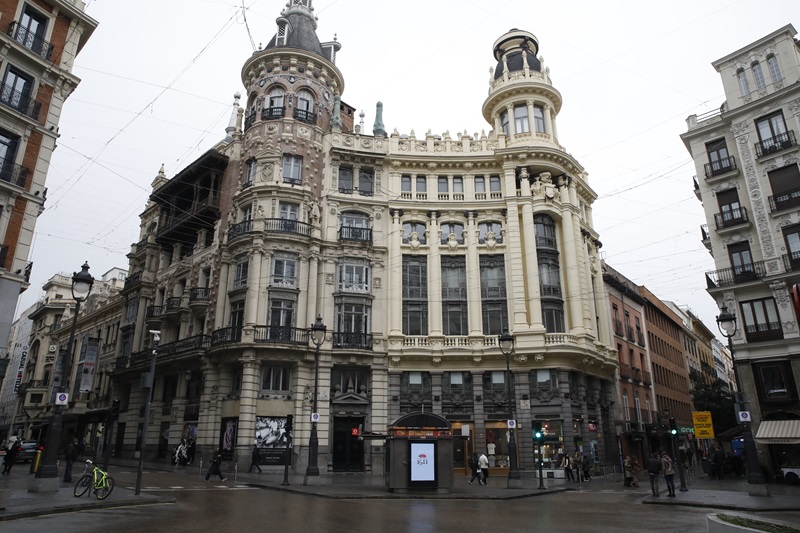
left=332, top=416, right=364, bottom=472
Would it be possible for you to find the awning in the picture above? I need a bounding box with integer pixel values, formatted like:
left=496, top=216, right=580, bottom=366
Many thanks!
left=754, top=420, right=800, bottom=445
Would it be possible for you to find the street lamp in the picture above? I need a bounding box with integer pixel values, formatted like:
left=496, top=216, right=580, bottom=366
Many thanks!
left=498, top=330, right=521, bottom=488
left=36, top=262, right=94, bottom=485
left=304, top=315, right=326, bottom=484
left=716, top=305, right=769, bottom=496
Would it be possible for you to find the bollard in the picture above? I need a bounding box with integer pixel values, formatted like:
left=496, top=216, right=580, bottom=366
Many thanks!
left=234, top=461, right=238, bottom=483
left=199, top=458, right=203, bottom=478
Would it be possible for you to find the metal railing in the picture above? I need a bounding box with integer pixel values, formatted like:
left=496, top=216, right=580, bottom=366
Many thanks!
left=211, top=327, right=242, bottom=345
left=228, top=219, right=254, bottom=241
left=252, top=325, right=308, bottom=345
left=705, top=261, right=766, bottom=288
left=703, top=155, right=737, bottom=178
left=293, top=108, right=317, bottom=124
left=0, top=83, right=42, bottom=120
left=0, top=162, right=29, bottom=188
left=262, top=106, right=285, bottom=120
left=338, top=226, right=372, bottom=243
left=619, top=363, right=631, bottom=380
left=189, top=287, right=211, bottom=303
left=713, top=207, right=748, bottom=229
left=7, top=21, right=54, bottom=60
left=768, top=190, right=800, bottom=212
left=755, top=130, right=796, bottom=158
left=332, top=332, right=373, bottom=350
left=264, top=218, right=312, bottom=237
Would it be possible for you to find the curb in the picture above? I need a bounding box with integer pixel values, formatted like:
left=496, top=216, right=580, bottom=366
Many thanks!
left=0, top=496, right=175, bottom=522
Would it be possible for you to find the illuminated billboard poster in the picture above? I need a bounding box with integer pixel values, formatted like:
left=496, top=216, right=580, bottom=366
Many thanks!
left=409, top=441, right=436, bottom=486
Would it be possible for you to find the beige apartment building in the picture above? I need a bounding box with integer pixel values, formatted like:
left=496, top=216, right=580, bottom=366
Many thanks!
left=683, top=24, right=800, bottom=476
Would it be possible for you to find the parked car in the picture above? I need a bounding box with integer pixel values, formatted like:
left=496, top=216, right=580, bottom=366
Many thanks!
left=14, top=440, right=43, bottom=463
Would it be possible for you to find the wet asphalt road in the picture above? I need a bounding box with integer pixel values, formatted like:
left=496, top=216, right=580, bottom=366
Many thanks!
left=6, top=469, right=800, bottom=533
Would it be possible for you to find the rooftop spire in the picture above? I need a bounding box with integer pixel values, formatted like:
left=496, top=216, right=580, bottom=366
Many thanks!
left=225, top=92, right=241, bottom=142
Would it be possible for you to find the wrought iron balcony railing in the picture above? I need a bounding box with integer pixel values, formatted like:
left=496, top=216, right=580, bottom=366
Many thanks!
left=755, top=130, right=797, bottom=158
left=293, top=108, right=317, bottom=124
left=714, top=207, right=748, bottom=230
left=338, top=226, right=372, bottom=243
left=7, top=21, right=54, bottom=60
left=0, top=162, right=29, bottom=188
left=264, top=218, right=312, bottom=237
left=705, top=261, right=767, bottom=288
left=262, top=106, right=285, bottom=120
left=333, top=332, right=373, bottom=350
left=769, top=190, right=800, bottom=212
left=704, top=155, right=737, bottom=178
left=0, top=83, right=42, bottom=120
left=252, top=325, right=308, bottom=345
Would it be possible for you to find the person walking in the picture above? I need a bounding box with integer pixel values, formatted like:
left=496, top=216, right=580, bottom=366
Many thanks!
left=248, top=443, right=262, bottom=473
left=712, top=446, right=725, bottom=481
left=661, top=451, right=676, bottom=497
left=63, top=438, right=79, bottom=482
left=646, top=452, right=662, bottom=497
left=187, top=438, right=196, bottom=465
left=174, top=439, right=188, bottom=467
left=468, top=452, right=481, bottom=485
left=581, top=452, right=592, bottom=481
left=574, top=451, right=584, bottom=481
left=478, top=451, right=489, bottom=485
left=204, top=448, right=226, bottom=482
left=561, top=452, right=574, bottom=482
left=623, top=455, right=633, bottom=487
left=2, top=437, right=19, bottom=475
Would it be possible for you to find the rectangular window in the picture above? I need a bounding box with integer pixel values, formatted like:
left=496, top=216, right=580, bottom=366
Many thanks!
left=1, top=66, right=33, bottom=114
left=402, top=255, right=428, bottom=335
left=415, top=176, right=426, bottom=193
left=282, top=155, right=302, bottom=184
left=339, top=263, right=370, bottom=292
left=737, top=69, right=750, bottom=96
left=438, top=176, right=448, bottom=193
left=500, top=111, right=509, bottom=135
left=401, top=175, right=411, bottom=192
left=489, top=175, right=501, bottom=192
left=272, top=256, right=297, bottom=287
left=339, top=166, right=353, bottom=193
left=514, top=104, right=530, bottom=133
left=754, top=361, right=796, bottom=401
left=752, top=63, right=766, bottom=90
left=768, top=164, right=800, bottom=212
left=474, top=177, right=485, bottom=193
left=756, top=112, right=788, bottom=155
left=453, top=176, right=463, bottom=193
left=262, top=365, right=291, bottom=392
left=533, top=105, right=545, bottom=133
left=783, top=224, right=800, bottom=269
left=268, top=299, right=295, bottom=341
left=358, top=168, right=374, bottom=196
left=442, top=257, right=467, bottom=335
left=245, top=160, right=257, bottom=185
left=16, top=6, right=49, bottom=57
left=234, top=254, right=249, bottom=287
left=767, top=55, right=782, bottom=83
left=705, top=138, right=732, bottom=176
left=740, top=298, right=782, bottom=342
left=716, top=188, right=743, bottom=227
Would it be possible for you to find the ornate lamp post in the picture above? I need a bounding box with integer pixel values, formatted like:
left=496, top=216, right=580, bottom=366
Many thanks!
left=499, top=330, right=521, bottom=488
left=304, top=315, right=326, bottom=484
left=716, top=305, right=769, bottom=496
left=36, top=262, right=94, bottom=486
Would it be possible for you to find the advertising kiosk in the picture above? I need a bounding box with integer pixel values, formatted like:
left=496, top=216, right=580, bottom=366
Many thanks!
left=385, top=412, right=453, bottom=493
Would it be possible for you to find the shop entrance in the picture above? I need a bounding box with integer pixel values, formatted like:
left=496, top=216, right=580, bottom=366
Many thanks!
left=332, top=416, right=364, bottom=472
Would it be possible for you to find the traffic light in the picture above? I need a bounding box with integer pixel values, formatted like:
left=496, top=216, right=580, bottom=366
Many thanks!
left=669, top=417, right=677, bottom=435
left=533, top=422, right=543, bottom=443
left=285, top=414, right=293, bottom=433
left=110, top=399, right=120, bottom=420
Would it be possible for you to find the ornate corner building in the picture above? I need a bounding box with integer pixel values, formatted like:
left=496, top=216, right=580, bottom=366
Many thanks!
left=682, top=24, right=800, bottom=476
left=112, top=1, right=618, bottom=475
left=0, top=1, right=97, bottom=379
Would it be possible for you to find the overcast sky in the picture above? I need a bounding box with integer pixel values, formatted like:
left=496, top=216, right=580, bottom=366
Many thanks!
left=15, top=0, right=800, bottom=336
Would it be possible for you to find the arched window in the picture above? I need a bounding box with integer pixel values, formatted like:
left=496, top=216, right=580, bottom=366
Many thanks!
left=402, top=221, right=427, bottom=244
left=440, top=222, right=464, bottom=244
left=767, top=54, right=782, bottom=83
left=478, top=221, right=503, bottom=243
left=265, top=87, right=285, bottom=119
left=737, top=68, right=750, bottom=96
left=751, top=61, right=766, bottom=90
left=295, top=90, right=316, bottom=124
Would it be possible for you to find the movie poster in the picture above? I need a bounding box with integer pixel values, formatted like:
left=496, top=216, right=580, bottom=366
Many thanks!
left=254, top=416, right=291, bottom=465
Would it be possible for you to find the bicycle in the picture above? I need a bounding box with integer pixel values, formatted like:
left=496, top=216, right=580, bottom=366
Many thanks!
left=73, top=460, right=115, bottom=500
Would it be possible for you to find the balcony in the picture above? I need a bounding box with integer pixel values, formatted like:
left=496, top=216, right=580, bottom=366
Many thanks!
left=333, top=332, right=373, bottom=350
left=541, top=284, right=562, bottom=297
left=17, top=379, right=47, bottom=396
left=165, top=297, right=182, bottom=311
left=244, top=111, right=256, bottom=131
left=744, top=322, right=783, bottom=343
left=114, top=356, right=129, bottom=371
left=7, top=21, right=54, bottom=61
left=613, top=319, right=623, bottom=337
left=0, top=162, right=29, bottom=189
left=228, top=219, right=254, bottom=241
left=642, top=370, right=652, bottom=386
left=262, top=106, right=285, bottom=120
left=769, top=190, right=800, bottom=212
left=0, top=83, right=42, bottom=121
left=145, top=305, right=164, bottom=326
left=338, top=226, right=373, bottom=243
left=157, top=334, right=210, bottom=360
left=705, top=261, right=767, bottom=288
left=189, top=287, right=211, bottom=305
left=755, top=131, right=797, bottom=158
left=632, top=367, right=642, bottom=381
left=619, top=363, right=632, bottom=380
left=636, top=330, right=645, bottom=346
left=626, top=326, right=635, bottom=340
left=264, top=218, right=311, bottom=237
left=693, top=176, right=701, bottom=200
left=783, top=253, right=800, bottom=272
left=703, top=155, right=737, bottom=179
left=184, top=402, right=200, bottom=421
left=123, top=271, right=142, bottom=290
left=252, top=325, right=308, bottom=345
left=211, top=327, right=242, bottom=345
left=536, top=235, right=557, bottom=250
left=714, top=207, right=748, bottom=230
left=293, top=108, right=317, bottom=125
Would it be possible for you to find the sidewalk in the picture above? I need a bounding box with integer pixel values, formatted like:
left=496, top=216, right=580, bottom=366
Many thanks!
left=0, top=460, right=798, bottom=522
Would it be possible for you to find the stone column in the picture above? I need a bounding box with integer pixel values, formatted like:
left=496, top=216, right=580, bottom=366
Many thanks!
left=519, top=171, right=543, bottom=330
left=428, top=212, right=443, bottom=336
left=236, top=357, right=259, bottom=470
left=305, top=252, right=320, bottom=325
left=503, top=167, right=528, bottom=332
left=244, top=249, right=263, bottom=326
left=465, top=212, right=483, bottom=336
left=389, top=210, right=403, bottom=336
left=560, top=197, right=584, bottom=334
left=559, top=369, right=575, bottom=455
left=770, top=281, right=799, bottom=339
left=214, top=259, right=230, bottom=329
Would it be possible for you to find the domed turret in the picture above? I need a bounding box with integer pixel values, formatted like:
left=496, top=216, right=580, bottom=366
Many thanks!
left=492, top=29, right=541, bottom=79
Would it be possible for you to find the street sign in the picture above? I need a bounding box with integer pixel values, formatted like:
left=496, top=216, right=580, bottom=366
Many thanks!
left=55, top=392, right=69, bottom=406
left=692, top=411, right=715, bottom=439
left=351, top=427, right=360, bottom=437
left=738, top=411, right=751, bottom=423
left=310, top=413, right=320, bottom=423
left=507, top=420, right=516, bottom=429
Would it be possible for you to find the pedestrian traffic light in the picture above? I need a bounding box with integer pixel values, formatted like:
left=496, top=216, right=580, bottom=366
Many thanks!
left=110, top=399, right=120, bottom=420
left=285, top=414, right=293, bottom=433
left=669, top=416, right=677, bottom=435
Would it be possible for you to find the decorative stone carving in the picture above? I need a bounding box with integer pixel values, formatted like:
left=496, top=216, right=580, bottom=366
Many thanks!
left=431, top=357, right=442, bottom=367
left=472, top=356, right=482, bottom=366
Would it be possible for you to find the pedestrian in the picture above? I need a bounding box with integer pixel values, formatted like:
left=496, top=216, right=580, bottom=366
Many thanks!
left=630, top=457, right=641, bottom=487
left=561, top=452, right=574, bottom=482
left=661, top=451, right=676, bottom=497
left=187, top=438, right=196, bottom=465
left=581, top=452, right=592, bottom=481
left=712, top=446, right=725, bottom=481
left=174, top=439, right=188, bottom=466
left=204, top=448, right=226, bottom=482
left=623, top=455, right=633, bottom=487
left=468, top=452, right=481, bottom=485
left=478, top=451, right=489, bottom=485
left=2, top=437, right=19, bottom=475
left=64, top=438, right=79, bottom=482
left=646, top=452, right=662, bottom=497
left=574, top=451, right=584, bottom=481
left=686, top=446, right=694, bottom=467
left=248, top=442, right=262, bottom=473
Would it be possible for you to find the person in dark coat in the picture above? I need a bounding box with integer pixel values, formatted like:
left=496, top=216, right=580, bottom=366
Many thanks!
left=187, top=438, right=196, bottom=465
left=204, top=448, right=226, bottom=481
left=468, top=452, right=481, bottom=485
left=646, top=452, right=662, bottom=497
left=248, top=443, right=262, bottom=473
left=64, top=438, right=79, bottom=482
left=712, top=446, right=725, bottom=481
left=2, top=438, right=20, bottom=475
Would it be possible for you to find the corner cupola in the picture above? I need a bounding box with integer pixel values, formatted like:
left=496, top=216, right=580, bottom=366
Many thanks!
left=266, top=0, right=331, bottom=60
left=493, top=29, right=541, bottom=80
